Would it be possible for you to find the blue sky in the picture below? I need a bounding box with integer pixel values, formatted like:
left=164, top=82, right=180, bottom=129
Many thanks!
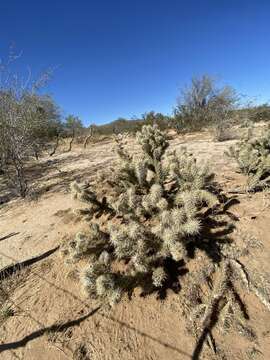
left=1, top=0, right=270, bottom=125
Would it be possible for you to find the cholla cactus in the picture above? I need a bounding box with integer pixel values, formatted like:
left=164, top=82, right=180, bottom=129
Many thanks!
left=61, top=222, right=109, bottom=263
left=81, top=251, right=122, bottom=306
left=63, top=124, right=269, bottom=357
left=70, top=181, right=112, bottom=218
left=64, top=124, right=223, bottom=306
left=136, top=124, right=169, bottom=162
left=152, top=267, right=167, bottom=287
left=180, top=230, right=270, bottom=358
left=227, top=127, right=270, bottom=191
left=190, top=260, right=253, bottom=335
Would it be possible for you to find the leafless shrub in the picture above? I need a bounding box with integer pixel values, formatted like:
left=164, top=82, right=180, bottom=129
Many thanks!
left=0, top=49, right=61, bottom=196
left=174, top=75, right=239, bottom=133
left=212, top=122, right=238, bottom=142
left=62, top=115, right=83, bottom=152
left=248, top=103, right=270, bottom=123
left=83, top=125, right=95, bottom=148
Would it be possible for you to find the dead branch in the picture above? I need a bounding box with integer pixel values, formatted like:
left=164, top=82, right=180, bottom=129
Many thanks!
left=67, top=128, right=75, bottom=152
left=49, top=133, right=60, bottom=156
left=83, top=126, right=94, bottom=148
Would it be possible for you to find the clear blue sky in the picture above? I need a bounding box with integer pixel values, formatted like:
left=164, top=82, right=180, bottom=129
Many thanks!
left=1, top=0, right=270, bottom=125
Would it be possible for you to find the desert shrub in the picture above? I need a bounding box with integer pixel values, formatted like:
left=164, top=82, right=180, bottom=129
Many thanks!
left=212, top=122, right=238, bottom=142
left=174, top=75, right=239, bottom=133
left=0, top=92, right=61, bottom=196
left=93, top=112, right=173, bottom=137
left=0, top=51, right=61, bottom=196
left=94, top=118, right=143, bottom=136
left=62, top=115, right=84, bottom=151
left=248, top=103, right=270, bottom=123
left=141, top=111, right=171, bottom=130
left=226, top=126, right=270, bottom=191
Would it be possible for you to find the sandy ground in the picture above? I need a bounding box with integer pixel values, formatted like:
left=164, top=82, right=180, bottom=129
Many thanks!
left=0, top=129, right=270, bottom=359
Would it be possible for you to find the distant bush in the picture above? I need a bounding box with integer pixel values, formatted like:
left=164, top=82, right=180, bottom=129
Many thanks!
left=174, top=75, right=239, bottom=133
left=141, top=111, right=172, bottom=130
left=93, top=112, right=172, bottom=136
left=62, top=115, right=84, bottom=151
left=94, top=118, right=143, bottom=136
left=248, top=103, right=270, bottom=123
left=212, top=122, right=238, bottom=142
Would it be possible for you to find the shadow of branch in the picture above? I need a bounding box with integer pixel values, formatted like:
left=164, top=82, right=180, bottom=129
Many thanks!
left=0, top=246, right=59, bottom=280
left=0, top=250, right=192, bottom=358
left=0, top=307, right=100, bottom=353
left=0, top=233, right=20, bottom=242
left=102, top=313, right=191, bottom=358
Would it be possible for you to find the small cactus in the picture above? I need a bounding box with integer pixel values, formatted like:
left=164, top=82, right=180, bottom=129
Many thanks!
left=64, top=124, right=222, bottom=305
left=227, top=127, right=270, bottom=191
